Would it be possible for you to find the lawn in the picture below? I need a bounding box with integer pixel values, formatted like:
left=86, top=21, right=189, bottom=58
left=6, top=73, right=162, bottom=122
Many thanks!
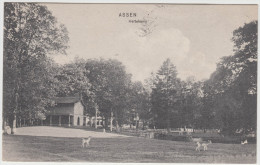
left=2, top=134, right=256, bottom=163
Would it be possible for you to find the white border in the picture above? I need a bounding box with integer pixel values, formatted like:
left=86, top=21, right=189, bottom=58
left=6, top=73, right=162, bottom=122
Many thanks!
left=0, top=0, right=259, bottom=4
left=0, top=1, right=259, bottom=165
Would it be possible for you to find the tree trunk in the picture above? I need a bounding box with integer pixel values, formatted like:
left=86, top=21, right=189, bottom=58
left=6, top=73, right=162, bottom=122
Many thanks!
left=116, top=120, right=120, bottom=132
left=104, top=115, right=109, bottom=130
left=167, top=118, right=171, bottom=133
left=114, top=112, right=120, bottom=132
left=110, top=111, right=113, bottom=132
left=3, top=117, right=7, bottom=134
left=11, top=92, right=19, bottom=134
left=11, top=114, right=16, bottom=134
left=101, top=116, right=104, bottom=127
left=95, top=107, right=97, bottom=129
left=136, top=120, right=139, bottom=130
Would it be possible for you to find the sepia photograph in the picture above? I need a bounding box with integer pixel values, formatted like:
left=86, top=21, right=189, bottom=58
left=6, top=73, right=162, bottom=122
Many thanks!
left=2, top=1, right=258, bottom=163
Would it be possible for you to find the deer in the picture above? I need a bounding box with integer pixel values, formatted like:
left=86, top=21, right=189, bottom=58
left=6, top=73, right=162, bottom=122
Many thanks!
left=188, top=136, right=212, bottom=152
left=82, top=136, right=92, bottom=148
left=195, top=142, right=201, bottom=152
left=241, top=139, right=248, bottom=145
left=201, top=140, right=212, bottom=151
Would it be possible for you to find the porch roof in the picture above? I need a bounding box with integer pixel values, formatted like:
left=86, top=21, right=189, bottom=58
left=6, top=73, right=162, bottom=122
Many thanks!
left=54, top=96, right=81, bottom=104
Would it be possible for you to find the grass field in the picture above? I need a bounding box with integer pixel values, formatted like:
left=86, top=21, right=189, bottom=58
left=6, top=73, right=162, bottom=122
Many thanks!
left=2, top=134, right=256, bottom=163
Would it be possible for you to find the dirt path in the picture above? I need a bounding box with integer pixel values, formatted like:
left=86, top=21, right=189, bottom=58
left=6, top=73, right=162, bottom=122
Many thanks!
left=14, top=126, right=130, bottom=138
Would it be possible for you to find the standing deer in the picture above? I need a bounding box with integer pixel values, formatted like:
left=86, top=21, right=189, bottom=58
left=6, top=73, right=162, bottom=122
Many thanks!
left=82, top=136, right=92, bottom=148
left=195, top=142, right=201, bottom=152
left=188, top=136, right=212, bottom=152
left=201, top=140, right=212, bottom=151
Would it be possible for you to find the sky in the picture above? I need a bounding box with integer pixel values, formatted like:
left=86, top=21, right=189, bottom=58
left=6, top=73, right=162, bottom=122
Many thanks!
left=44, top=3, right=257, bottom=82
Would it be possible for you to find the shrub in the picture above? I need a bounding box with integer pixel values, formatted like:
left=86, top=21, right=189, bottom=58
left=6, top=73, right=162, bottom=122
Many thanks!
left=153, top=133, right=256, bottom=144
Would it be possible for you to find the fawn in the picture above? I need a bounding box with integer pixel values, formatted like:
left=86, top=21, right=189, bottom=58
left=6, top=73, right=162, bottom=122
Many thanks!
left=82, top=136, right=91, bottom=148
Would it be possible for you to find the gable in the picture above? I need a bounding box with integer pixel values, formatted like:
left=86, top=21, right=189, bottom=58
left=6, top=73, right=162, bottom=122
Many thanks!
left=74, top=101, right=84, bottom=116
left=54, top=96, right=81, bottom=104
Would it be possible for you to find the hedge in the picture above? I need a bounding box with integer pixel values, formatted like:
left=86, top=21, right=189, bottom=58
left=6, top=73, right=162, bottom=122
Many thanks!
left=154, top=133, right=256, bottom=144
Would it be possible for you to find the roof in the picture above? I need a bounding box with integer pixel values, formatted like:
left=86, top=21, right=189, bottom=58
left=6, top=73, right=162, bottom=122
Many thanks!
left=54, top=96, right=81, bottom=104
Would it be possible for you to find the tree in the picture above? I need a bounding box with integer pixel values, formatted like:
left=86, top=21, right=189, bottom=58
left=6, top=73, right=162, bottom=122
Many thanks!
left=151, top=59, right=181, bottom=131
left=127, top=81, right=151, bottom=129
left=179, top=77, right=203, bottom=130
left=3, top=3, right=69, bottom=133
left=85, top=59, right=132, bottom=130
left=200, top=80, right=217, bottom=131
left=54, top=59, right=96, bottom=117
left=200, top=21, right=257, bottom=135
left=230, top=20, right=257, bottom=133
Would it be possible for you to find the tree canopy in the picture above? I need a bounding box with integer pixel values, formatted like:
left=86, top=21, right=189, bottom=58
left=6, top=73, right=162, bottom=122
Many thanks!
left=3, top=2, right=257, bottom=136
left=3, top=3, right=69, bottom=132
left=200, top=21, right=257, bottom=134
left=150, top=59, right=182, bottom=130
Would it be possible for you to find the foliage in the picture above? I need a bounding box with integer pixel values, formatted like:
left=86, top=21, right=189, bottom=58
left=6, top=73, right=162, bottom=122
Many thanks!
left=201, top=21, right=257, bottom=134
left=128, top=81, right=151, bottom=129
left=3, top=2, right=256, bottom=136
left=179, top=77, right=203, bottom=129
left=3, top=3, right=69, bottom=130
left=85, top=59, right=132, bottom=128
left=53, top=59, right=95, bottom=116
left=150, top=59, right=182, bottom=130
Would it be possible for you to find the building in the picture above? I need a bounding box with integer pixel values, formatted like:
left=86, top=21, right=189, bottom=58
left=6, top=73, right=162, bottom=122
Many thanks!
left=46, top=94, right=86, bottom=126
left=45, top=94, right=103, bottom=127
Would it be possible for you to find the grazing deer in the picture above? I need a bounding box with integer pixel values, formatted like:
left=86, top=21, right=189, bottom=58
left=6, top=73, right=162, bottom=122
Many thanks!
left=201, top=140, right=212, bottom=151
left=82, top=136, right=91, bottom=148
left=241, top=139, right=248, bottom=145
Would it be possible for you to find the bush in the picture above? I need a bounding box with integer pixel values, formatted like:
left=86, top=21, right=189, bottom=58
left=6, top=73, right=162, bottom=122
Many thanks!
left=153, top=133, right=256, bottom=144
left=154, top=133, right=189, bottom=141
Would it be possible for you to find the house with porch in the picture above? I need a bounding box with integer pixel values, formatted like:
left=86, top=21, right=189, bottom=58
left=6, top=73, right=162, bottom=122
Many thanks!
left=45, top=94, right=103, bottom=127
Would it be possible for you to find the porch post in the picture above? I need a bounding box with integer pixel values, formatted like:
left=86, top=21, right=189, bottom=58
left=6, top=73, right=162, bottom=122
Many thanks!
left=68, top=115, right=71, bottom=127
left=85, top=117, right=87, bottom=126
left=89, top=116, right=92, bottom=127
left=50, top=115, right=52, bottom=126
left=59, top=115, right=61, bottom=126
left=95, top=107, right=97, bottom=129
